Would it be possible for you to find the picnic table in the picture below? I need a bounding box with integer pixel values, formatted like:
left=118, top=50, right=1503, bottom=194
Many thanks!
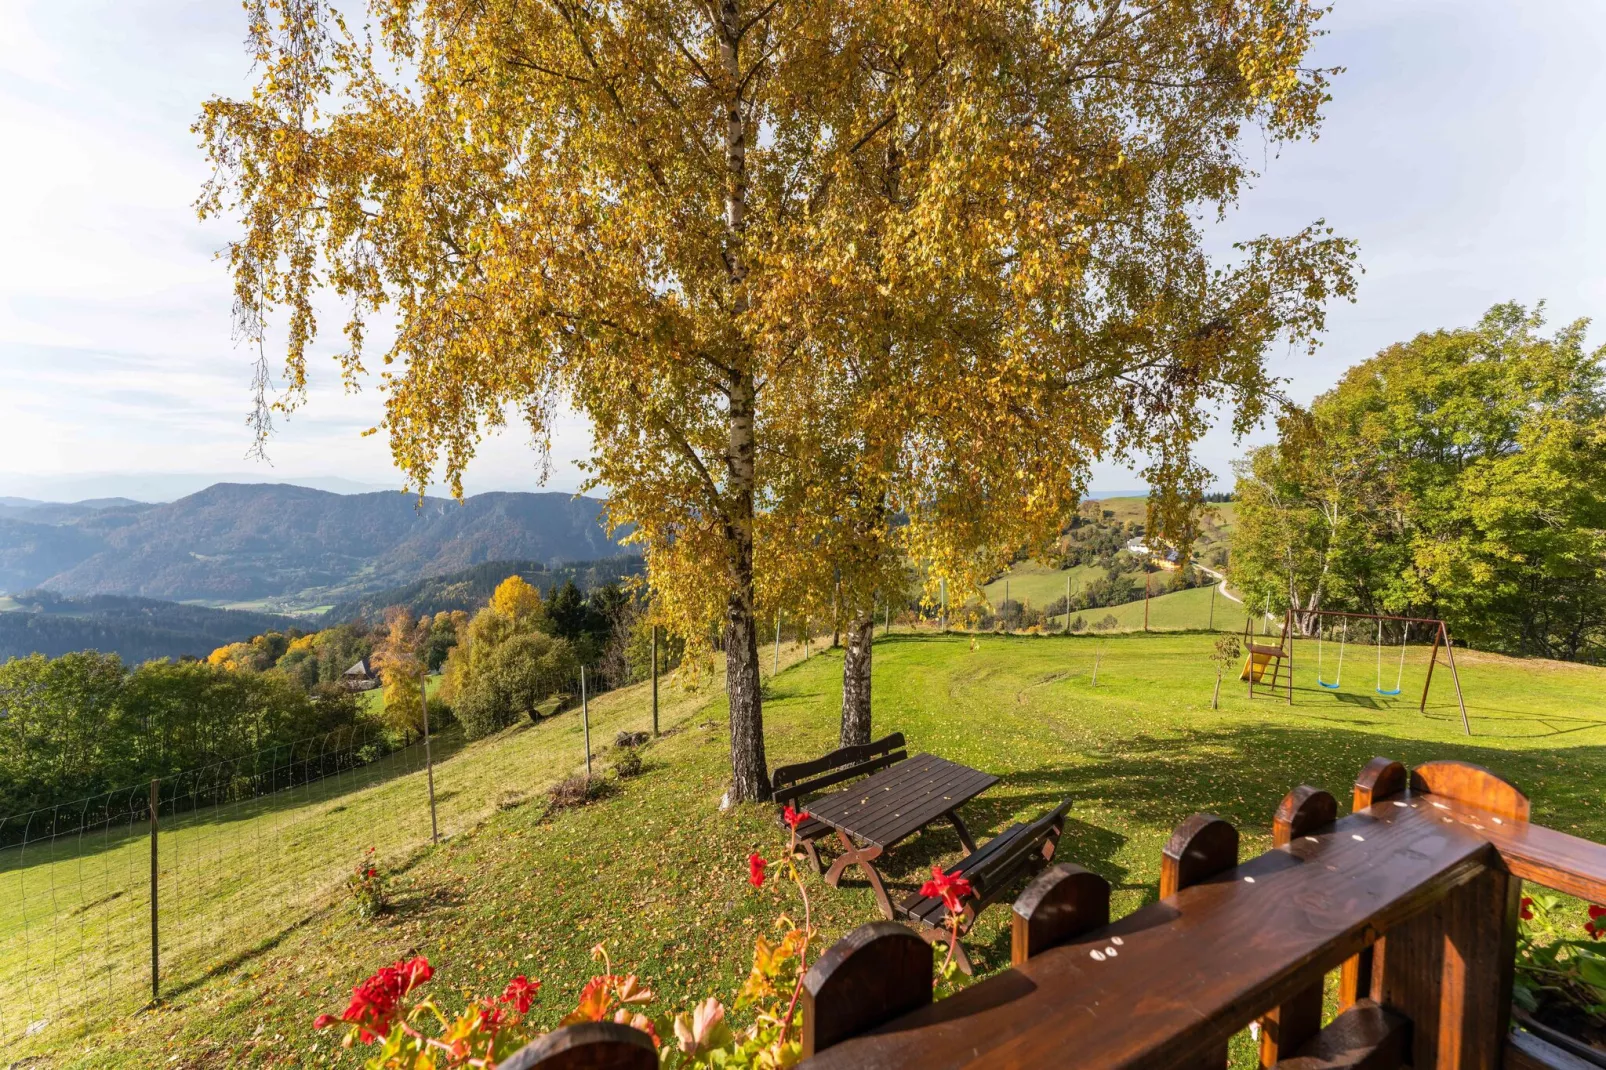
left=804, top=753, right=998, bottom=919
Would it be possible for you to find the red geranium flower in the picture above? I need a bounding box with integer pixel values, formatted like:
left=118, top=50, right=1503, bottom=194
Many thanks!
left=748, top=852, right=767, bottom=888
left=919, top=865, right=973, bottom=915
left=1520, top=896, right=1534, bottom=920
left=315, top=956, right=434, bottom=1043
left=782, top=804, right=807, bottom=830
left=365, top=867, right=377, bottom=879
left=500, top=974, right=541, bottom=1013
left=478, top=1002, right=507, bottom=1031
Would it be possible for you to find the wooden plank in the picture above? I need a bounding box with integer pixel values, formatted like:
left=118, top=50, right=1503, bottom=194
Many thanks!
left=801, top=922, right=932, bottom=1058
left=499, top=1021, right=659, bottom=1070
left=857, top=768, right=998, bottom=848
left=1373, top=860, right=1516, bottom=1070
left=1160, top=814, right=1239, bottom=1070
left=772, top=733, right=907, bottom=794
left=820, top=762, right=974, bottom=847
left=1011, top=863, right=1111, bottom=965
left=801, top=802, right=1495, bottom=1070
left=1272, top=999, right=1410, bottom=1070
left=849, top=763, right=985, bottom=844
left=1261, top=788, right=1339, bottom=1067
left=1506, top=1027, right=1604, bottom=1070
left=1340, top=760, right=1407, bottom=1010
left=808, top=754, right=956, bottom=828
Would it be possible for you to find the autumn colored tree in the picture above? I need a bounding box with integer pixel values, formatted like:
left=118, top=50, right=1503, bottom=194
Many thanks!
left=488, top=576, right=546, bottom=628
left=199, top=0, right=1355, bottom=799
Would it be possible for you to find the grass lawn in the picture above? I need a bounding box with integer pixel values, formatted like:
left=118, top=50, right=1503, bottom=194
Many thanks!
left=11, top=631, right=1606, bottom=1067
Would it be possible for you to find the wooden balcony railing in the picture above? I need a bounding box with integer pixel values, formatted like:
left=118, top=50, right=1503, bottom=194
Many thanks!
left=497, top=757, right=1606, bottom=1070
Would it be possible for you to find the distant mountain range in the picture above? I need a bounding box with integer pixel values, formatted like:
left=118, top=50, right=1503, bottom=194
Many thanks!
left=0, top=483, right=631, bottom=611
left=0, top=590, right=301, bottom=663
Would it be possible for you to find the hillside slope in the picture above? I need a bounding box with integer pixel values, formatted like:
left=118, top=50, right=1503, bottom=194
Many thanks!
left=324, top=555, right=645, bottom=623
left=0, top=483, right=630, bottom=606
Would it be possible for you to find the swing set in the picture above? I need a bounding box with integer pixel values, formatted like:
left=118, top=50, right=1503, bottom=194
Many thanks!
left=1241, top=607, right=1471, bottom=735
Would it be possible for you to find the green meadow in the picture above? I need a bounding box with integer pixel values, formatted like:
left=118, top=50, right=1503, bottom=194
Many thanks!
left=9, top=628, right=1603, bottom=1066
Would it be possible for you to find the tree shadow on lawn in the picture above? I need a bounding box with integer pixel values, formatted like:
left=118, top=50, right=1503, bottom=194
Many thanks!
left=825, top=720, right=1606, bottom=944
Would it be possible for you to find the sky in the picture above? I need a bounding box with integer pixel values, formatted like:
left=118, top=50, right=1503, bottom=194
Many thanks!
left=1, top=0, right=1603, bottom=501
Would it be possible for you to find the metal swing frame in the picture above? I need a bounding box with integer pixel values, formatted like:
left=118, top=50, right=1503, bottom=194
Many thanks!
left=1248, top=608, right=1471, bottom=736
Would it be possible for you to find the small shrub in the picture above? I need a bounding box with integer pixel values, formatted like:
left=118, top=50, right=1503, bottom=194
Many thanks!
left=545, top=774, right=617, bottom=815
left=615, top=730, right=650, bottom=748
left=348, top=847, right=386, bottom=920
left=613, top=749, right=645, bottom=779
left=496, top=790, right=529, bottom=811
left=1093, top=613, right=1119, bottom=632
left=1069, top=615, right=1087, bottom=633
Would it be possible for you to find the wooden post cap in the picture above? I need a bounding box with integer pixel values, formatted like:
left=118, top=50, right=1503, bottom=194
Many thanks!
left=498, top=1021, right=659, bottom=1070
left=1011, top=863, right=1112, bottom=965
left=1274, top=786, right=1338, bottom=847
left=1353, top=758, right=1407, bottom=811
left=1410, top=760, right=1530, bottom=822
left=802, top=921, right=932, bottom=1057
left=1161, top=813, right=1239, bottom=898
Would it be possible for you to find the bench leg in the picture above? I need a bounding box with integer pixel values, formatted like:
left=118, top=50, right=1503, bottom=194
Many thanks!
left=796, top=837, right=824, bottom=876
left=948, top=811, right=979, bottom=854
left=824, top=830, right=893, bottom=919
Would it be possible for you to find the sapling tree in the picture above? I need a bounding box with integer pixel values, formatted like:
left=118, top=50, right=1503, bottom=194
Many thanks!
left=1211, top=635, right=1242, bottom=709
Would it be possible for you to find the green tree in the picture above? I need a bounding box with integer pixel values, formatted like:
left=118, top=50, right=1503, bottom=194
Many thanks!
left=454, top=631, right=578, bottom=739
left=1232, top=303, right=1606, bottom=660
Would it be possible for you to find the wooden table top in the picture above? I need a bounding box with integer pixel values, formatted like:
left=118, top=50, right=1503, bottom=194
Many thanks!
left=803, top=794, right=1504, bottom=1069
left=805, top=754, right=998, bottom=849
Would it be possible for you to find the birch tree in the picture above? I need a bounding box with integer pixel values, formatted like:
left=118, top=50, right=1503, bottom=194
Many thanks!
left=199, top=0, right=1355, bottom=799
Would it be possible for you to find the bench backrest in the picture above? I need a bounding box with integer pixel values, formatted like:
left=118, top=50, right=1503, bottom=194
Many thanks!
left=968, top=798, right=1071, bottom=898
left=771, top=733, right=908, bottom=807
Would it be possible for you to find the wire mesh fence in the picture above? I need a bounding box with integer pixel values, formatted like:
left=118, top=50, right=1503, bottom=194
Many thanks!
left=0, top=723, right=439, bottom=1042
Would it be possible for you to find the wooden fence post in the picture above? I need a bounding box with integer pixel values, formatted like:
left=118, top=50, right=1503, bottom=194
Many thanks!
left=1258, top=787, right=1338, bottom=1066
left=802, top=922, right=932, bottom=1058
left=1160, top=813, right=1239, bottom=899
left=1370, top=762, right=1524, bottom=1070
left=1340, top=758, right=1408, bottom=1010
left=498, top=1021, right=658, bottom=1070
left=1011, top=863, right=1111, bottom=965
left=421, top=668, right=438, bottom=844
left=652, top=625, right=661, bottom=737
left=1160, top=813, right=1238, bottom=1070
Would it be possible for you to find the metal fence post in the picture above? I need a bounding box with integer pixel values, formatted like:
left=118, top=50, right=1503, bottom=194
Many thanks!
left=148, top=777, right=159, bottom=1005
left=582, top=666, right=592, bottom=781
left=421, top=670, right=438, bottom=844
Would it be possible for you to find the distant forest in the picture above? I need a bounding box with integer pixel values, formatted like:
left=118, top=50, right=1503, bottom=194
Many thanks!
left=324, top=556, right=645, bottom=624
left=0, top=591, right=299, bottom=663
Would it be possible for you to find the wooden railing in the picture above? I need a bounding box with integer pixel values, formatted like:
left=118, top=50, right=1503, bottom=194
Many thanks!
left=496, top=757, right=1606, bottom=1070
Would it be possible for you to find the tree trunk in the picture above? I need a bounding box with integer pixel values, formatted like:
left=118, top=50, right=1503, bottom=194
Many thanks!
left=840, top=612, right=874, bottom=746
left=1212, top=668, right=1222, bottom=709
left=723, top=372, right=768, bottom=802
left=715, top=0, right=768, bottom=804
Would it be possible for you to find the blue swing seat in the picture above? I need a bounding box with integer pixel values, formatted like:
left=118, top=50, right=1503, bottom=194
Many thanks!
left=1376, top=687, right=1401, bottom=696
left=1318, top=679, right=1341, bottom=690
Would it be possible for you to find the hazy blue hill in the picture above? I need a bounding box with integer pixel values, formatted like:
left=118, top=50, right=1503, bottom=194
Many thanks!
left=0, top=516, right=110, bottom=592
left=8, top=483, right=628, bottom=604
left=0, top=591, right=301, bottom=663
left=324, top=555, right=646, bottom=623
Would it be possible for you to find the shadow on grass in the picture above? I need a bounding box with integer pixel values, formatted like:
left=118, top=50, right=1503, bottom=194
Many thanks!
left=817, top=719, right=1606, bottom=970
